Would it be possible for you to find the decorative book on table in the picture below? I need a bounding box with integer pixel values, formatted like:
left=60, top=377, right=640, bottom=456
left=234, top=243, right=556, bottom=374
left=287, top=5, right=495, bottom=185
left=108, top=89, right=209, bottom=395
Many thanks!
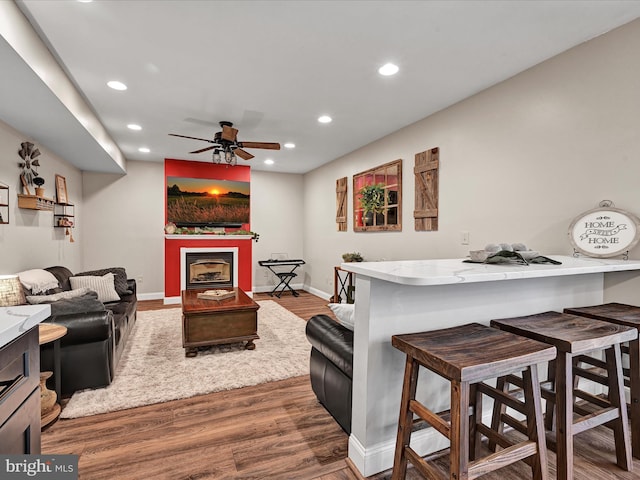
left=196, top=289, right=236, bottom=301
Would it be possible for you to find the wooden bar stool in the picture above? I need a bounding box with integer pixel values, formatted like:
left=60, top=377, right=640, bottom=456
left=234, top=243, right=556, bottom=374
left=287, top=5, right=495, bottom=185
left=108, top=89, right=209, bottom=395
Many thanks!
left=564, top=302, right=640, bottom=459
left=391, top=323, right=556, bottom=480
left=491, top=311, right=637, bottom=480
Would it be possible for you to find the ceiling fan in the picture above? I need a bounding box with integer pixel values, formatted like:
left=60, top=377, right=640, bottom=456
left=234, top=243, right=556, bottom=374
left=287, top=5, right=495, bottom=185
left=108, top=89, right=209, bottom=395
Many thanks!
left=169, top=121, right=280, bottom=164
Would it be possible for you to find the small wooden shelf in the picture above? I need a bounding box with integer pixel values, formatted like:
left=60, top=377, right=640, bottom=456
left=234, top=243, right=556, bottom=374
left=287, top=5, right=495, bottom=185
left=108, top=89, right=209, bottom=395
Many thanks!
left=17, top=194, right=55, bottom=211
left=0, top=182, right=8, bottom=224
left=54, top=203, right=75, bottom=228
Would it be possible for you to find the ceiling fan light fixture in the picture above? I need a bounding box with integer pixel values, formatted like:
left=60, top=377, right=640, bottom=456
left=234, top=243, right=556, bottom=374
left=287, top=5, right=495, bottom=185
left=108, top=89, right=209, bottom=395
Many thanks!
left=127, top=124, right=142, bottom=131
left=378, top=63, right=399, bottom=76
left=284, top=143, right=295, bottom=149
left=170, top=120, right=279, bottom=165
left=138, top=147, right=150, bottom=153
left=318, top=115, right=332, bottom=124
left=225, top=150, right=237, bottom=165
left=264, top=159, right=274, bottom=165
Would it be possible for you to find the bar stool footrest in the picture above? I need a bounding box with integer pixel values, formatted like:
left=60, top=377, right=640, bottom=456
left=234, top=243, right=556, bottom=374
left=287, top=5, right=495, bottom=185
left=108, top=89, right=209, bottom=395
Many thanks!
left=468, top=441, right=538, bottom=479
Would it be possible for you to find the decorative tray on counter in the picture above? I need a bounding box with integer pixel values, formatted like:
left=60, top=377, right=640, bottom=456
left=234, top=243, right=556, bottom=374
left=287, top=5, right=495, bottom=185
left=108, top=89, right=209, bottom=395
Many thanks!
left=463, top=250, right=562, bottom=265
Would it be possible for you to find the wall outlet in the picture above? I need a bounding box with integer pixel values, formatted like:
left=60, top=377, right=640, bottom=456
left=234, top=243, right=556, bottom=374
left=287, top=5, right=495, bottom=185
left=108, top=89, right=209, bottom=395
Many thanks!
left=136, top=276, right=143, bottom=284
left=461, top=231, right=470, bottom=245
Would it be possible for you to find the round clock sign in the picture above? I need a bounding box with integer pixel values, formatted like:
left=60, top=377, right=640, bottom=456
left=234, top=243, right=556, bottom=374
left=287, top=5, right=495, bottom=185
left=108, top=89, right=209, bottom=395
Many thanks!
left=568, top=203, right=640, bottom=258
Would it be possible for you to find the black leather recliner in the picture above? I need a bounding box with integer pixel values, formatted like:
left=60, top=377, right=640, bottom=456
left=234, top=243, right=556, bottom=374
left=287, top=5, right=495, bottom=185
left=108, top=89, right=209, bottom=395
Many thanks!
left=305, top=314, right=353, bottom=434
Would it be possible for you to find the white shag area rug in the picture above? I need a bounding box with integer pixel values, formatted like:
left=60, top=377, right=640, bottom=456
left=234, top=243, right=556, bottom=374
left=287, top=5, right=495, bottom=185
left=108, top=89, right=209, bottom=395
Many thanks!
left=61, top=300, right=310, bottom=418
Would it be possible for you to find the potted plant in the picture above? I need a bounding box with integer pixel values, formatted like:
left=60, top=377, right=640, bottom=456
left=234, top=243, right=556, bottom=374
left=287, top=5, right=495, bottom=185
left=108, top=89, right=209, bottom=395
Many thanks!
left=33, top=176, right=45, bottom=197
left=359, top=183, right=386, bottom=226
left=342, top=252, right=363, bottom=262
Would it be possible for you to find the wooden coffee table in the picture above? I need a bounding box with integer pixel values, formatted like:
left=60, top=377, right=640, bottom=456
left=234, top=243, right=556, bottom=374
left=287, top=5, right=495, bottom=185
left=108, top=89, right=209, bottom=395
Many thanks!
left=181, top=288, right=260, bottom=357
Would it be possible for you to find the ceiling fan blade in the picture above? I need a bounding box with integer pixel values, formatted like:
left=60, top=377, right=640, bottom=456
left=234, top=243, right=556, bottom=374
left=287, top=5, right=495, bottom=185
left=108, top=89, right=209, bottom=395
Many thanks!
left=221, top=126, right=238, bottom=142
left=234, top=148, right=254, bottom=160
left=190, top=146, right=216, bottom=154
left=240, top=142, right=281, bottom=150
left=169, top=133, right=215, bottom=143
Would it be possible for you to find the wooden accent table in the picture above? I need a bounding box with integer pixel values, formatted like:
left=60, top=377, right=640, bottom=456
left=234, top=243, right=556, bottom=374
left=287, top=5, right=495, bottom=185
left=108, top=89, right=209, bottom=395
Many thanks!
left=181, top=288, right=260, bottom=357
left=38, top=323, right=67, bottom=428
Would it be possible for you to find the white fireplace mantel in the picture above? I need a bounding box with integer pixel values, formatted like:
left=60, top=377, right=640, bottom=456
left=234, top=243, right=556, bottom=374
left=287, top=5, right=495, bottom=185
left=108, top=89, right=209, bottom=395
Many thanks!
left=165, top=234, right=253, bottom=303
left=165, top=235, right=253, bottom=240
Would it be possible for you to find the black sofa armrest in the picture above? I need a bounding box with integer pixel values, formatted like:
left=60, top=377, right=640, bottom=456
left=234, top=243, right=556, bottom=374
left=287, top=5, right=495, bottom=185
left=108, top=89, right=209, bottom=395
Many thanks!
left=306, top=314, right=354, bottom=378
left=126, top=278, right=137, bottom=296
left=45, top=309, right=114, bottom=345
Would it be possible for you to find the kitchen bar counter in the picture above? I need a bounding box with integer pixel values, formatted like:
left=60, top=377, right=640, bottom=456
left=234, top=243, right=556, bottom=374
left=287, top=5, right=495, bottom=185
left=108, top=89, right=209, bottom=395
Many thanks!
left=0, top=304, right=50, bottom=348
left=0, top=304, right=50, bottom=454
left=341, top=255, right=640, bottom=476
left=342, top=255, right=640, bottom=286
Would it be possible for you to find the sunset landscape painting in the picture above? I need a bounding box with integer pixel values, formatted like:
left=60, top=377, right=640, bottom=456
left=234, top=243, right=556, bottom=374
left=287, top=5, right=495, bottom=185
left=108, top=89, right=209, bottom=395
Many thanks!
left=166, top=176, right=250, bottom=226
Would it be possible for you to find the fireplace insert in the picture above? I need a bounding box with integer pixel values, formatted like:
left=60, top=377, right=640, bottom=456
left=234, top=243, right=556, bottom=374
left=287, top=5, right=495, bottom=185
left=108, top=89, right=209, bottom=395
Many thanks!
left=185, top=252, right=234, bottom=289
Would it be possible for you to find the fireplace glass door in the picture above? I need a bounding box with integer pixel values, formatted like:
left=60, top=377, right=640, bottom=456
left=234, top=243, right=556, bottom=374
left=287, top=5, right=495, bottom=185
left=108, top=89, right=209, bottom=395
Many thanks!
left=185, top=252, right=234, bottom=289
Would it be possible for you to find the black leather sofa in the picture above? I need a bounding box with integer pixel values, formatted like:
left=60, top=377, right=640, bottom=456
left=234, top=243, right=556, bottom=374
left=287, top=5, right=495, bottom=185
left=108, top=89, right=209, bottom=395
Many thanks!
left=39, top=266, right=137, bottom=395
left=305, top=314, right=354, bottom=434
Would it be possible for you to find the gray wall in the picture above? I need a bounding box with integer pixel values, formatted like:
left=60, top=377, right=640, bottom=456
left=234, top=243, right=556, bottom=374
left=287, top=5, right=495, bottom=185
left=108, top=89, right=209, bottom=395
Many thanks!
left=3, top=19, right=640, bottom=303
left=302, top=18, right=640, bottom=301
left=0, top=119, right=83, bottom=274
left=80, top=164, right=305, bottom=298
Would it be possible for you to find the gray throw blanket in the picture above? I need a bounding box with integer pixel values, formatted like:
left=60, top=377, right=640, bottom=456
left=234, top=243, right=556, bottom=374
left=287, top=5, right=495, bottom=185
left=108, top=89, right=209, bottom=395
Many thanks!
left=48, top=292, right=105, bottom=316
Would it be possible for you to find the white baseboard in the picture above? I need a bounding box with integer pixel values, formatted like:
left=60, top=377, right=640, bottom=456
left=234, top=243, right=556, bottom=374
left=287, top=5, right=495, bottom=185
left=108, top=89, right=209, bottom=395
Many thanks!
left=138, top=291, right=164, bottom=301
left=304, top=285, right=331, bottom=301
left=348, top=424, right=450, bottom=477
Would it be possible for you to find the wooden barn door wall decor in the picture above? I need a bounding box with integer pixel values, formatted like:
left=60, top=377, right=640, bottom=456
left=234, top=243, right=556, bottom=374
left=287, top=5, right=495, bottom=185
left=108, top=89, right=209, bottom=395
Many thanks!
left=336, top=177, right=348, bottom=232
left=414, top=147, right=439, bottom=231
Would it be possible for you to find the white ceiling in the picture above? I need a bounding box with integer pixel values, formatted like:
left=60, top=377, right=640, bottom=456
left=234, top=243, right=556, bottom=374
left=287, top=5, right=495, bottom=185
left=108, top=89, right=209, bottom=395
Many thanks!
left=5, top=0, right=640, bottom=174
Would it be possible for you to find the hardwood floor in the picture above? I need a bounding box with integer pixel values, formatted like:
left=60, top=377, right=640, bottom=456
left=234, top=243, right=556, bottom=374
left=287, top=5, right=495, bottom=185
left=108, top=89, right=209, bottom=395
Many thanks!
left=42, top=291, right=640, bottom=479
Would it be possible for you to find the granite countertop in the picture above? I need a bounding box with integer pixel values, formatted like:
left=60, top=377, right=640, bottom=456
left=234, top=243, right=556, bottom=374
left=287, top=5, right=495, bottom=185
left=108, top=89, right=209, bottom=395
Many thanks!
left=340, top=255, right=640, bottom=286
left=0, top=304, right=51, bottom=348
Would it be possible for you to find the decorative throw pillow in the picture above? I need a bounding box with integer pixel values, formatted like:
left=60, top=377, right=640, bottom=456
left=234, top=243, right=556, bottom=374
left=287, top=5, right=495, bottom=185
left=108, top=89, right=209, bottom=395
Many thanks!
left=26, top=287, right=91, bottom=305
left=0, top=275, right=27, bottom=306
left=17, top=269, right=60, bottom=294
left=69, top=273, right=120, bottom=303
left=76, top=267, right=131, bottom=296
left=328, top=303, right=355, bottom=331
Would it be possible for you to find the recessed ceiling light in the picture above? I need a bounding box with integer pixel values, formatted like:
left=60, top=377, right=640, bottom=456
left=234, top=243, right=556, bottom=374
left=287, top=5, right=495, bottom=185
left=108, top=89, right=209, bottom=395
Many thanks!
left=127, top=124, right=142, bottom=131
left=318, top=115, right=332, bottom=124
left=378, top=63, right=399, bottom=76
left=264, top=159, right=274, bottom=165
left=107, top=80, right=127, bottom=91
left=138, top=147, right=150, bottom=153
left=284, top=143, right=295, bottom=149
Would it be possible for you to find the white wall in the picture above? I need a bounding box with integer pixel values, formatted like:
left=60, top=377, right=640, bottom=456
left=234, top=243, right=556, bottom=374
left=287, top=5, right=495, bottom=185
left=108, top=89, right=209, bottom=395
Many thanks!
left=303, top=18, right=640, bottom=300
left=82, top=161, right=165, bottom=296
left=246, top=170, right=305, bottom=291
left=0, top=119, right=83, bottom=274
left=4, top=18, right=640, bottom=304
left=81, top=164, right=304, bottom=297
